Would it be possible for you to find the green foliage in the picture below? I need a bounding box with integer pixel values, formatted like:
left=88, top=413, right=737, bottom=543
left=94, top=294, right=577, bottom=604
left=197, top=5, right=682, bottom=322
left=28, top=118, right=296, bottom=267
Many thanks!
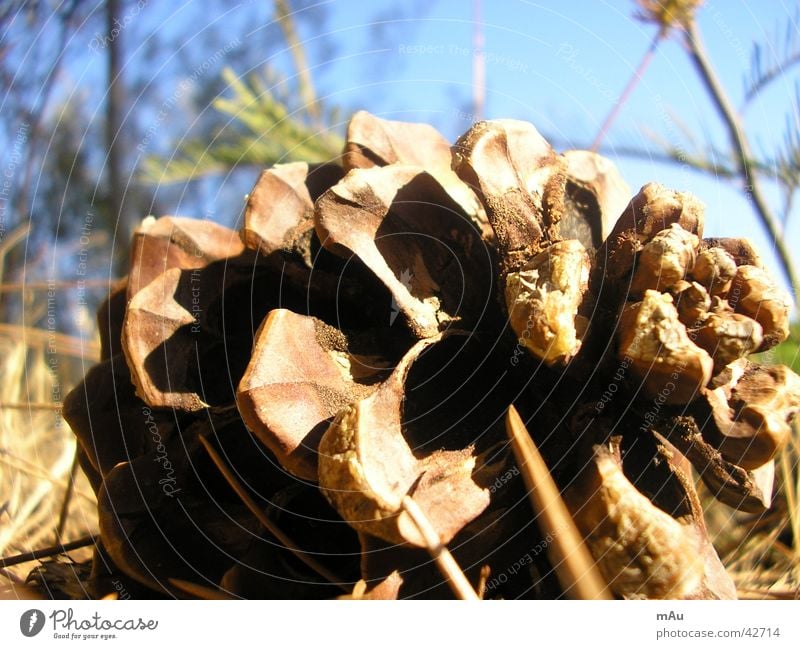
left=773, top=322, right=800, bottom=373
left=743, top=8, right=800, bottom=105
left=755, top=322, right=800, bottom=373
left=141, top=67, right=344, bottom=185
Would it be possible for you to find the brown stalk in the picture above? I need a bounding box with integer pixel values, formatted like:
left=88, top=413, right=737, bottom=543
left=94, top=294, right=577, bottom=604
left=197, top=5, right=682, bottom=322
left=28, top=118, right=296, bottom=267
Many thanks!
left=198, top=435, right=347, bottom=590
left=505, top=406, right=612, bottom=600
left=0, top=535, right=98, bottom=568
left=400, top=496, right=480, bottom=601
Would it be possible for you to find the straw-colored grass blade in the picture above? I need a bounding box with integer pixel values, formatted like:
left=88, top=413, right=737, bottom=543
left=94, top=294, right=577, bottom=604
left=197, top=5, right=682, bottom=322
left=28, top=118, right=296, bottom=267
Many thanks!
left=505, top=405, right=612, bottom=600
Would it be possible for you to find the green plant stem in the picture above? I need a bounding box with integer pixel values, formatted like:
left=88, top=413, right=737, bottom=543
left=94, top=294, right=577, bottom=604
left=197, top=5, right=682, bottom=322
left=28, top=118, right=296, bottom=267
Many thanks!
left=685, top=19, right=799, bottom=302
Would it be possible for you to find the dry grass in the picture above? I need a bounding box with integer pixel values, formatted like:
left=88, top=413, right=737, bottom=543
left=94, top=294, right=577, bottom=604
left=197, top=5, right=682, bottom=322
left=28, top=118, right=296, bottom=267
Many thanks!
left=700, top=421, right=800, bottom=598
left=0, top=299, right=100, bottom=593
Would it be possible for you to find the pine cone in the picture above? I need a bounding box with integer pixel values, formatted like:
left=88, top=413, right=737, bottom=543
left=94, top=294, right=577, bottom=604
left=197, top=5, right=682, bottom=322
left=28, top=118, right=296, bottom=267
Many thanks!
left=64, top=113, right=800, bottom=599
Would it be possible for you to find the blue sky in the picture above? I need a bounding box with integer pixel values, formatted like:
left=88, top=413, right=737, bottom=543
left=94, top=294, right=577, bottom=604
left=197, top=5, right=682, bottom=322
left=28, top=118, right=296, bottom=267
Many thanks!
left=288, top=0, right=798, bottom=300
left=5, top=0, right=797, bottom=303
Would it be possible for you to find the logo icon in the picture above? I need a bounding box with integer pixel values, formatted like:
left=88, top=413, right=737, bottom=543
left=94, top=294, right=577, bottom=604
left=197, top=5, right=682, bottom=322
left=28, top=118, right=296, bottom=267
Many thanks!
left=20, top=609, right=45, bottom=637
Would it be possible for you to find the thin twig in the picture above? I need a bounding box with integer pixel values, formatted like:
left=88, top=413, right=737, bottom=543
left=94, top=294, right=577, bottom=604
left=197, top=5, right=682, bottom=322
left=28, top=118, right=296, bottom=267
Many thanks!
left=55, top=447, right=80, bottom=543
left=169, top=578, right=233, bottom=600
left=198, top=435, right=347, bottom=590
left=595, top=143, right=736, bottom=176
left=591, top=29, right=663, bottom=151
left=743, top=49, right=800, bottom=107
left=551, top=135, right=785, bottom=180
left=505, top=406, right=612, bottom=600
left=685, top=19, right=799, bottom=300
left=0, top=534, right=98, bottom=568
left=400, top=496, right=480, bottom=600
